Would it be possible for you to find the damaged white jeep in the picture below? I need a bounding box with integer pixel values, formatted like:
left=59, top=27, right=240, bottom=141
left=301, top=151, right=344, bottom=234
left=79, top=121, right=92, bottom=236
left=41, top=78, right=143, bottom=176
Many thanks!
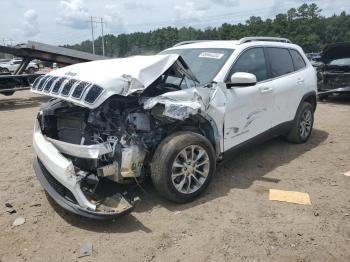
left=31, top=37, right=317, bottom=219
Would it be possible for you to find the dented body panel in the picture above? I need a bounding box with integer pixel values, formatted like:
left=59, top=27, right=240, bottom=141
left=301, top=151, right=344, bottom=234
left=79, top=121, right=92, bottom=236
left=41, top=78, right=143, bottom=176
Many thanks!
left=31, top=54, right=198, bottom=109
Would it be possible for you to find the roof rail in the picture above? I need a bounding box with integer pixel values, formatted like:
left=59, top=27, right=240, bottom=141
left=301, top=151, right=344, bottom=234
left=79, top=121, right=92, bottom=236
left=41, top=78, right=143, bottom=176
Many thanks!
left=173, top=40, right=211, bottom=47
left=238, top=37, right=292, bottom=44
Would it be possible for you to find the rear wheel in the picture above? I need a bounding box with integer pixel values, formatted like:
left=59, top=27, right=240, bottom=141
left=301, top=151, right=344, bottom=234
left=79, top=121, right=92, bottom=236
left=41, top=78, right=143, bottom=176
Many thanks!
left=286, top=102, right=314, bottom=143
left=151, top=132, right=216, bottom=203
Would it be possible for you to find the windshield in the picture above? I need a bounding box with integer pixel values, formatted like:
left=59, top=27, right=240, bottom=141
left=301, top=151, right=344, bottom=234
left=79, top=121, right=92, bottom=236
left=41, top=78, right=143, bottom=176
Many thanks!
left=160, top=48, right=233, bottom=85
left=329, top=58, right=350, bottom=66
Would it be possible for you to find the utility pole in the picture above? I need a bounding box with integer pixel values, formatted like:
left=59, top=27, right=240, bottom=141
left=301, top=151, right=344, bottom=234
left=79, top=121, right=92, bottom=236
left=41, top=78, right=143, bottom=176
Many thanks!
left=101, top=17, right=105, bottom=56
left=90, top=16, right=95, bottom=55
left=88, top=17, right=105, bottom=56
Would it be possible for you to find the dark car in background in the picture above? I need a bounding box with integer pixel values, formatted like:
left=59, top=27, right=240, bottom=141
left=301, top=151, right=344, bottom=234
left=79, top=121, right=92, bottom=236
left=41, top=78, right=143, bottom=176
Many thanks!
left=317, top=42, right=350, bottom=99
left=306, top=52, right=323, bottom=68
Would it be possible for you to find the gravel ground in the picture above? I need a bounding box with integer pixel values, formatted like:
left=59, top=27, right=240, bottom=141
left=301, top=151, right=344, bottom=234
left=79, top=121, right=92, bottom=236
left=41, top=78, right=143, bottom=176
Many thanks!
left=0, top=91, right=349, bottom=262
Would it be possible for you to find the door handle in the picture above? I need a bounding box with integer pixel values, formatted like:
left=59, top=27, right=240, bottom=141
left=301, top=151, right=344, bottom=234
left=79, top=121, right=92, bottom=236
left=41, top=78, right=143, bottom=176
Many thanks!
left=259, top=86, right=273, bottom=94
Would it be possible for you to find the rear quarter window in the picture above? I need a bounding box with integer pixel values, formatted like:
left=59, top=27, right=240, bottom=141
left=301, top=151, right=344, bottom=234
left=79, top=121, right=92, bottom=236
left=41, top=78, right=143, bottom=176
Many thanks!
left=266, top=47, right=294, bottom=78
left=290, top=49, right=306, bottom=71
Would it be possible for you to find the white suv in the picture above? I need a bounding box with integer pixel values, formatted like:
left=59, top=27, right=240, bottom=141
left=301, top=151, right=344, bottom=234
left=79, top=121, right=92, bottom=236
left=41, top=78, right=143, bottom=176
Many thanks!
left=31, top=37, right=317, bottom=219
left=0, top=58, right=38, bottom=74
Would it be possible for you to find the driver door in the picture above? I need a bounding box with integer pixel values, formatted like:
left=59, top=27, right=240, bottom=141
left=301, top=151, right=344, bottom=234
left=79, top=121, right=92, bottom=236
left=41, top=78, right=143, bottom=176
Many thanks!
left=223, top=47, right=274, bottom=151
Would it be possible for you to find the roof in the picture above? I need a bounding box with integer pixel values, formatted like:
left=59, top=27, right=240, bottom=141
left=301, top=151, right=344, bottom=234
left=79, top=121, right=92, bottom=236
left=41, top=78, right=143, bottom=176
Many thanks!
left=167, top=38, right=298, bottom=51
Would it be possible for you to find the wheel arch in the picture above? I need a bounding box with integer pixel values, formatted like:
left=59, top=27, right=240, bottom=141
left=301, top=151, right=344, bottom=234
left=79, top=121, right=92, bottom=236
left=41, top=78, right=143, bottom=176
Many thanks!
left=294, top=91, right=317, bottom=121
left=169, top=115, right=222, bottom=160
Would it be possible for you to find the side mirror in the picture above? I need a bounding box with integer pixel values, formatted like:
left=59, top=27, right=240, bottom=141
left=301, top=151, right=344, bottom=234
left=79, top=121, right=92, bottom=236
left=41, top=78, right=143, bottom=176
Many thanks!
left=227, top=72, right=257, bottom=88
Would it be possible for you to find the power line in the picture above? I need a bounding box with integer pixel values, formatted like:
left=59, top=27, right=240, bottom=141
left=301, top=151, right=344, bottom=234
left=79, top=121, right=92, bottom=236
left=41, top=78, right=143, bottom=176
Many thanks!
left=104, top=0, right=346, bottom=31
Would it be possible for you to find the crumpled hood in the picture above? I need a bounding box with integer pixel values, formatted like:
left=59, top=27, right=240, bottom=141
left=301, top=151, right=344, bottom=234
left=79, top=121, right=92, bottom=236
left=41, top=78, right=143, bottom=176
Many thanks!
left=321, top=42, right=350, bottom=63
left=31, top=54, right=198, bottom=109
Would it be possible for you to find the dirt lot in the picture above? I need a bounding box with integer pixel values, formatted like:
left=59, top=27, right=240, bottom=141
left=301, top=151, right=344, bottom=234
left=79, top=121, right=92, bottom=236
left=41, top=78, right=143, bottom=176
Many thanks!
left=0, top=91, right=349, bottom=262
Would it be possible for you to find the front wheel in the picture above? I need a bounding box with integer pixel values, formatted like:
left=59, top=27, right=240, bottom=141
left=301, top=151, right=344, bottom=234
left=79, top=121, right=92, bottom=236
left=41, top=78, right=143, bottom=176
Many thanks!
left=26, top=67, right=36, bottom=74
left=1, top=68, right=10, bottom=74
left=285, top=102, right=314, bottom=143
left=151, top=132, right=216, bottom=203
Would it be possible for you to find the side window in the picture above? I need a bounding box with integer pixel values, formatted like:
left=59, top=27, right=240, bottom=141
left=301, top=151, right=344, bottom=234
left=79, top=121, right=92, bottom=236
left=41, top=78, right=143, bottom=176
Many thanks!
left=266, top=47, right=294, bottom=78
left=229, top=47, right=268, bottom=82
left=290, top=49, right=306, bottom=71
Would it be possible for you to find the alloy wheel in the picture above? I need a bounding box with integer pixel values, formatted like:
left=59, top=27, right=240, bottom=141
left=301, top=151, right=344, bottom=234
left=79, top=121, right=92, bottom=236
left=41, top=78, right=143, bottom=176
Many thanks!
left=171, top=145, right=210, bottom=194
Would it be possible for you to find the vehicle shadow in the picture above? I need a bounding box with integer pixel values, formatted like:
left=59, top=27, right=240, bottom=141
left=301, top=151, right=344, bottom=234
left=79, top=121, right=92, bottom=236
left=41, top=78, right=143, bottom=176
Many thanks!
left=134, top=128, right=329, bottom=213
left=0, top=95, right=48, bottom=111
left=49, top=128, right=328, bottom=233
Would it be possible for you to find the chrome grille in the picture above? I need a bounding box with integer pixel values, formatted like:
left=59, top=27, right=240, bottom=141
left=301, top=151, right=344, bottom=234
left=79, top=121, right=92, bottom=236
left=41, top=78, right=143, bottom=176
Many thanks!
left=32, top=75, right=103, bottom=106
left=37, top=76, right=50, bottom=91
left=52, top=77, right=67, bottom=94
left=31, top=76, right=44, bottom=90
left=44, top=77, right=58, bottom=93
left=61, top=79, right=76, bottom=96
left=72, top=81, right=89, bottom=99
left=84, top=85, right=103, bottom=104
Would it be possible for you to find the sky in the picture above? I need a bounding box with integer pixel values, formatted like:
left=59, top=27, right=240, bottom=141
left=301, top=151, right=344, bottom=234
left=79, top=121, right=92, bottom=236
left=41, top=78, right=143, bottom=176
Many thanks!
left=0, top=0, right=349, bottom=46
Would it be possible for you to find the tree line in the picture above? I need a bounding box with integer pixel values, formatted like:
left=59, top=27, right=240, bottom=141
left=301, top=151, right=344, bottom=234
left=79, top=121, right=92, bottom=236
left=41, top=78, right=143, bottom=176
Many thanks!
left=65, top=3, right=350, bottom=57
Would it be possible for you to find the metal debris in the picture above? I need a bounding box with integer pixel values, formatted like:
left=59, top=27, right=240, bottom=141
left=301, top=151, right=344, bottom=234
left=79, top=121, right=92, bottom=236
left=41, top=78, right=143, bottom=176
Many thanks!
left=5, top=203, right=13, bottom=208
left=344, top=171, right=350, bottom=177
left=5, top=203, right=16, bottom=215
left=29, top=203, right=41, bottom=207
left=6, top=208, right=16, bottom=215
left=13, top=216, right=26, bottom=226
left=78, top=242, right=93, bottom=258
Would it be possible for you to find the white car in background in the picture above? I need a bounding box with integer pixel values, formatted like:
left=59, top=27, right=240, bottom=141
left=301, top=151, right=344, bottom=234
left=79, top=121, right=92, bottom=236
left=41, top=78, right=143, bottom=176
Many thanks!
left=0, top=58, right=38, bottom=74
left=31, top=37, right=317, bottom=219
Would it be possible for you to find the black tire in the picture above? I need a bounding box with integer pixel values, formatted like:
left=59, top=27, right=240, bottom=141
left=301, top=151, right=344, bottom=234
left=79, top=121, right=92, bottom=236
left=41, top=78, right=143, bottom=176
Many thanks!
left=318, top=94, right=329, bottom=100
left=26, top=67, right=36, bottom=74
left=1, top=68, right=10, bottom=74
left=151, top=131, right=216, bottom=203
left=286, top=102, right=314, bottom=144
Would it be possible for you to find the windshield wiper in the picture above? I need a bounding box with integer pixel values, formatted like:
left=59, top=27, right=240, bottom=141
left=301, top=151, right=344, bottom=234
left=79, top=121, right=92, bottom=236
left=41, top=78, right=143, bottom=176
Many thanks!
left=202, top=81, right=217, bottom=88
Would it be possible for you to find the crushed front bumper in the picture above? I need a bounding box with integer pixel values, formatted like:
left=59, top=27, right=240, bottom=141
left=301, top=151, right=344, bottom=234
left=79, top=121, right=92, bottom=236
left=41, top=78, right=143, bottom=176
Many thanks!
left=318, top=85, right=350, bottom=95
left=32, top=120, right=134, bottom=220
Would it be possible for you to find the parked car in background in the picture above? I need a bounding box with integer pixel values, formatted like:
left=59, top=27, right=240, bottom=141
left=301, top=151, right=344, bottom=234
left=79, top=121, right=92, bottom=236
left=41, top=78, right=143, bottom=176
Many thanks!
left=0, top=58, right=11, bottom=63
left=0, top=58, right=38, bottom=74
left=31, top=37, right=317, bottom=219
left=306, top=53, right=323, bottom=68
left=317, top=42, right=350, bottom=99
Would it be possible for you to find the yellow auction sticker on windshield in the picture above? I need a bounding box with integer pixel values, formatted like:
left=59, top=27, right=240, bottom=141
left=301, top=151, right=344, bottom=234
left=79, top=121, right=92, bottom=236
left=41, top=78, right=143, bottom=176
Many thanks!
left=199, top=52, right=224, bottom=59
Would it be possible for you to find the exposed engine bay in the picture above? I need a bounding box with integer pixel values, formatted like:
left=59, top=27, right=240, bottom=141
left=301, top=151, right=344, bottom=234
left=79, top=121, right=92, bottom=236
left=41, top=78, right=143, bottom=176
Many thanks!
left=35, top=87, right=216, bottom=217
left=39, top=96, right=168, bottom=184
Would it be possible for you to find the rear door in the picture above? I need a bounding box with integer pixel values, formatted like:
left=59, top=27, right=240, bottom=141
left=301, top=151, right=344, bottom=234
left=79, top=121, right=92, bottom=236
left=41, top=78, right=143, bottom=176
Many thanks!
left=265, top=47, right=303, bottom=126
